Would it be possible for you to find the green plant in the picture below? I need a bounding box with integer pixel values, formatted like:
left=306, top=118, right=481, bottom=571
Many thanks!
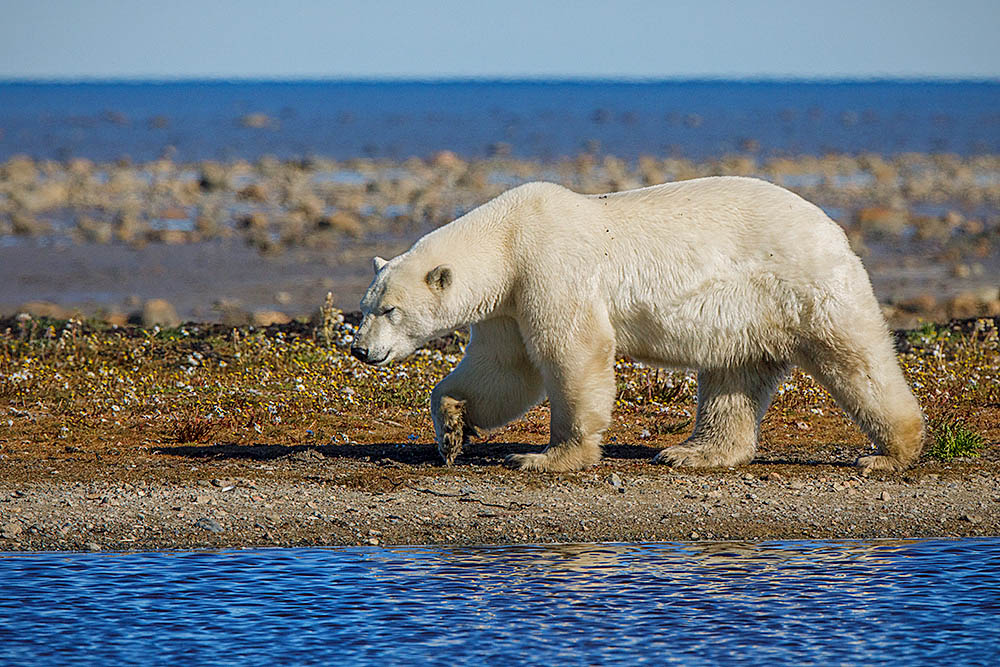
left=926, top=420, right=985, bottom=461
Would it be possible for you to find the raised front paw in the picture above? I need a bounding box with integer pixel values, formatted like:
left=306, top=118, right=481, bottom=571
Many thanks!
left=436, top=396, right=467, bottom=466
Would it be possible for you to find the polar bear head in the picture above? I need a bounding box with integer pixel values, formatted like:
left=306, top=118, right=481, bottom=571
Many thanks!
left=351, top=254, right=457, bottom=365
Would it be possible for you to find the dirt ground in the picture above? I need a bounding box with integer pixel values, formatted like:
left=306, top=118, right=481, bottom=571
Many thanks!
left=1, top=406, right=998, bottom=552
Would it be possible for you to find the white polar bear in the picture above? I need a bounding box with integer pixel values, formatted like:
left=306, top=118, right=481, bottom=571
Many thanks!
left=352, top=177, right=924, bottom=473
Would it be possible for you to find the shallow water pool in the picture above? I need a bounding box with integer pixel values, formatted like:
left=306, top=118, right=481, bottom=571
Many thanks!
left=1, top=538, right=998, bottom=665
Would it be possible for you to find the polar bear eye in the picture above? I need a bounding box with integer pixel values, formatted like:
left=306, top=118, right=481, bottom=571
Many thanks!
left=380, top=307, right=396, bottom=317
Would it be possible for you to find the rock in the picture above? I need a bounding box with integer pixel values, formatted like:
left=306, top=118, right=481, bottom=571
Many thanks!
left=239, top=113, right=274, bottom=129
left=76, top=216, right=114, bottom=244
left=237, top=212, right=269, bottom=230
left=18, top=301, right=70, bottom=319
left=608, top=472, right=624, bottom=492
left=142, top=299, right=181, bottom=327
left=430, top=150, right=465, bottom=170
left=218, top=305, right=253, bottom=327
left=11, top=212, right=50, bottom=237
left=237, top=183, right=269, bottom=202
left=947, top=292, right=980, bottom=319
left=292, top=193, right=325, bottom=222
left=289, top=448, right=324, bottom=462
left=3, top=155, right=39, bottom=184
left=897, top=293, right=937, bottom=314
left=951, top=263, right=972, bottom=279
left=86, top=542, right=102, bottom=552
left=879, top=491, right=891, bottom=501
left=854, top=206, right=909, bottom=238
left=1, top=522, right=22, bottom=539
left=195, top=517, right=224, bottom=533
left=198, top=163, right=230, bottom=191
left=317, top=211, right=364, bottom=238
left=972, top=286, right=1000, bottom=303
left=104, top=311, right=129, bottom=327
left=252, top=310, right=291, bottom=327
left=147, top=229, right=190, bottom=245
left=960, top=514, right=981, bottom=524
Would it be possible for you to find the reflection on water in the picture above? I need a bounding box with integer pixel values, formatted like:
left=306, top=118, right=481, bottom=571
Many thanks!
left=1, top=539, right=998, bottom=665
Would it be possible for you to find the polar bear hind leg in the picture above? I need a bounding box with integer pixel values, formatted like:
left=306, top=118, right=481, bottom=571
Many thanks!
left=654, top=363, right=788, bottom=467
left=431, top=317, right=545, bottom=465
left=795, top=331, right=924, bottom=473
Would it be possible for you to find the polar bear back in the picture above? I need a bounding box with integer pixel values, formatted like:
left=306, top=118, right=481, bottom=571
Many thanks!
left=500, top=178, right=879, bottom=368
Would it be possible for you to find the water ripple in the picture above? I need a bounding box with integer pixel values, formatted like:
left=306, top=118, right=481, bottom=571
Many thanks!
left=1, top=538, right=998, bottom=665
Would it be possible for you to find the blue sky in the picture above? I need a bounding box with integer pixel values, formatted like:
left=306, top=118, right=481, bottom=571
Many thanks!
left=1, top=0, right=998, bottom=80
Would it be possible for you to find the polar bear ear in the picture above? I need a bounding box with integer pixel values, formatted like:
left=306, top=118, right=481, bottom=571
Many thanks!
left=373, top=256, right=388, bottom=273
left=425, top=264, right=453, bottom=292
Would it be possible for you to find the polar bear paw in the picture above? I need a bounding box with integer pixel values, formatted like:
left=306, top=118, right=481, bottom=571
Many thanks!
left=436, top=396, right=468, bottom=466
left=504, top=447, right=599, bottom=472
left=504, top=453, right=553, bottom=471
left=652, top=445, right=750, bottom=468
left=855, top=454, right=907, bottom=475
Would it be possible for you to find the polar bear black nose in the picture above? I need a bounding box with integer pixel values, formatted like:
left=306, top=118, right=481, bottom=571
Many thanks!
left=350, top=346, right=369, bottom=362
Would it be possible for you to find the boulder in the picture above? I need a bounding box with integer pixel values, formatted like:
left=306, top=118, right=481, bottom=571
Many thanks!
left=252, top=310, right=291, bottom=327
left=142, top=299, right=181, bottom=327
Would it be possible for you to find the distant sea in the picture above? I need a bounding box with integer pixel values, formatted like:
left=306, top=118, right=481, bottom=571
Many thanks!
left=0, top=79, right=998, bottom=162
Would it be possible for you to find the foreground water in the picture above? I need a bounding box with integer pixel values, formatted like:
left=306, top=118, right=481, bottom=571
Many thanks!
left=2, top=80, right=998, bottom=161
left=1, top=539, right=997, bottom=665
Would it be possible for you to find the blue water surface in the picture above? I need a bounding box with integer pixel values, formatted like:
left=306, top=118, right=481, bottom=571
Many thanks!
left=1, top=80, right=998, bottom=161
left=0, top=538, right=998, bottom=665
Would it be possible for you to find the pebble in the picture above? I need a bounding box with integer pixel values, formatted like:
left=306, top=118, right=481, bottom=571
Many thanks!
left=195, top=517, right=224, bottom=533
left=1, top=522, right=22, bottom=539
left=608, top=472, right=624, bottom=493
left=880, top=491, right=892, bottom=501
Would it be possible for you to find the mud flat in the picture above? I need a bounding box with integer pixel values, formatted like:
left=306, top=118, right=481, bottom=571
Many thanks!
left=1, top=315, right=997, bottom=551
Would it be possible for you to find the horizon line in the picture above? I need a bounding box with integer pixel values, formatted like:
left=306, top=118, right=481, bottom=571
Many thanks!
left=2, top=74, right=999, bottom=85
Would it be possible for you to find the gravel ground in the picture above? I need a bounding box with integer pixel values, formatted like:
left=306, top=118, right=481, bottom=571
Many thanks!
left=1, top=440, right=997, bottom=552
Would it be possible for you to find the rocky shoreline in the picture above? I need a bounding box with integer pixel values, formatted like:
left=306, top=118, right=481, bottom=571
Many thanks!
left=1, top=442, right=997, bottom=552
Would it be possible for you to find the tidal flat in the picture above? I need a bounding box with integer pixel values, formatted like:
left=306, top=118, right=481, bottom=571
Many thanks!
left=2, top=153, right=1000, bottom=328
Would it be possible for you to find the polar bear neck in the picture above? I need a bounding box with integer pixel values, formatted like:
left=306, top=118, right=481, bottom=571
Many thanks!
left=406, top=189, right=521, bottom=325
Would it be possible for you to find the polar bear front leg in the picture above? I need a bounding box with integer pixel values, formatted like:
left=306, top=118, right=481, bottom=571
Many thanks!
left=431, top=317, right=545, bottom=465
left=654, top=364, right=787, bottom=468
left=505, top=315, right=616, bottom=472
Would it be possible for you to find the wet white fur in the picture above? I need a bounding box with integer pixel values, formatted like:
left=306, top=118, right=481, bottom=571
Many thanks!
left=355, top=177, right=924, bottom=472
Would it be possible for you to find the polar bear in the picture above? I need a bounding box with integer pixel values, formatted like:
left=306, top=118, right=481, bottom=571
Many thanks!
left=351, top=177, right=924, bottom=473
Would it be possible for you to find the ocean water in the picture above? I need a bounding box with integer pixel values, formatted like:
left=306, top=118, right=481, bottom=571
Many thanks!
left=1, top=538, right=998, bottom=665
left=1, top=79, right=998, bottom=161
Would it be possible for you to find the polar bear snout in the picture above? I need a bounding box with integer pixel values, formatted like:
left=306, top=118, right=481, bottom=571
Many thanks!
left=350, top=344, right=390, bottom=365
